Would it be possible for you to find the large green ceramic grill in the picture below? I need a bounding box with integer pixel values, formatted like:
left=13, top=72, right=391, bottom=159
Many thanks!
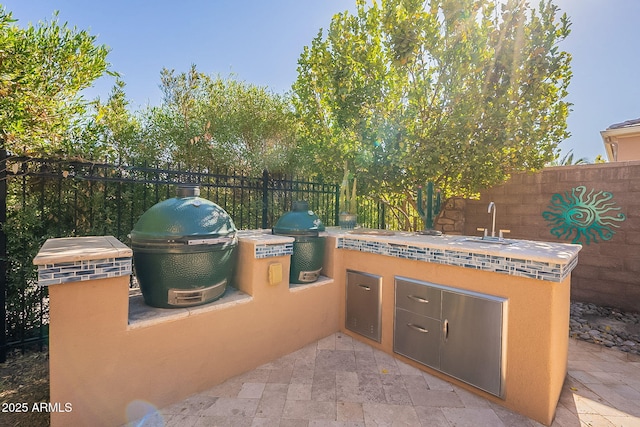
left=130, top=185, right=238, bottom=308
left=273, top=201, right=326, bottom=284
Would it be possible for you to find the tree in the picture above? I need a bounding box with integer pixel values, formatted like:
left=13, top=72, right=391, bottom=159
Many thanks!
left=293, top=0, right=572, bottom=206
left=292, top=1, right=392, bottom=182
left=0, top=7, right=112, bottom=156
left=63, top=79, right=143, bottom=163
left=144, top=66, right=299, bottom=173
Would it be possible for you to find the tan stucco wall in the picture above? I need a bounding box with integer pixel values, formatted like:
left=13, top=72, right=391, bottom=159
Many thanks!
left=327, top=236, right=569, bottom=426
left=48, top=240, right=341, bottom=427
left=616, top=134, right=640, bottom=162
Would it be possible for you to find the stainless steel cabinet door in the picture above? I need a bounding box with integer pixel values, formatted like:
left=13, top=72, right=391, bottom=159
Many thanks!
left=440, top=290, right=506, bottom=398
left=346, top=270, right=382, bottom=342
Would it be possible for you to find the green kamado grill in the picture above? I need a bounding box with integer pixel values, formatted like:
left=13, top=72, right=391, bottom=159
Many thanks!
left=130, top=185, right=238, bottom=308
left=273, top=201, right=326, bottom=284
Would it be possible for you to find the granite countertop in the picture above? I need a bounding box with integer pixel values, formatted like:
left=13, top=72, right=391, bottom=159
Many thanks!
left=326, top=228, right=581, bottom=265
left=33, top=236, right=133, bottom=266
left=31, top=229, right=581, bottom=266
left=236, top=229, right=295, bottom=245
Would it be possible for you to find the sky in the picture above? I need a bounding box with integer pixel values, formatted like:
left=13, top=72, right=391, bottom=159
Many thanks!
left=3, top=0, right=640, bottom=162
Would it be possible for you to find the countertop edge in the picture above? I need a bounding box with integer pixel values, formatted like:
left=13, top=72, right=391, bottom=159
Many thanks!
left=33, top=236, right=133, bottom=266
left=237, top=229, right=295, bottom=246
left=327, top=229, right=581, bottom=266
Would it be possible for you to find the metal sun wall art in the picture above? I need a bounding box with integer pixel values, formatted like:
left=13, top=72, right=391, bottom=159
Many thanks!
left=542, top=186, right=626, bottom=245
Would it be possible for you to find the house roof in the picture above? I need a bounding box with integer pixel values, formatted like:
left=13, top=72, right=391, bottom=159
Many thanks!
left=607, top=117, right=640, bottom=130
left=601, top=117, right=640, bottom=161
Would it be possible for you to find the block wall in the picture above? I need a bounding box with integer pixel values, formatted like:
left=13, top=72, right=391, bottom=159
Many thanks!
left=459, top=160, right=640, bottom=312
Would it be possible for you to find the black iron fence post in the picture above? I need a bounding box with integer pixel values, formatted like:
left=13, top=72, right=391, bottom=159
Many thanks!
left=261, top=169, right=269, bottom=229
left=1, top=148, right=7, bottom=363
left=335, top=186, right=340, bottom=225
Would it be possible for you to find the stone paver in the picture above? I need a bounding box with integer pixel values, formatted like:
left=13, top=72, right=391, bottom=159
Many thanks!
left=125, top=334, right=640, bottom=426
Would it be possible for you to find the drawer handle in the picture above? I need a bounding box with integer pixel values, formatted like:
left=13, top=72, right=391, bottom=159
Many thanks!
left=358, top=284, right=371, bottom=291
left=407, top=294, right=429, bottom=304
left=443, top=319, right=449, bottom=341
left=407, top=323, right=429, bottom=333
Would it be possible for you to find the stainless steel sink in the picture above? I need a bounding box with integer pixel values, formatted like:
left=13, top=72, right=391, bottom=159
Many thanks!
left=457, top=237, right=517, bottom=246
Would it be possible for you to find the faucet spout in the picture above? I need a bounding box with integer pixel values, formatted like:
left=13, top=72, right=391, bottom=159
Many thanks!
left=487, top=202, right=496, bottom=238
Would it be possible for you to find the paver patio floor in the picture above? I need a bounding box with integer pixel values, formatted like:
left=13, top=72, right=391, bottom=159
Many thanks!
left=128, top=333, right=640, bottom=426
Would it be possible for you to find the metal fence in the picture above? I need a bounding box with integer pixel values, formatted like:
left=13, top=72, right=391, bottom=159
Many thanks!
left=0, top=154, right=340, bottom=362
left=358, top=195, right=424, bottom=231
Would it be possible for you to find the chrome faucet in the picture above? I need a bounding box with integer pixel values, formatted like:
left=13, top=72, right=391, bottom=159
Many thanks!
left=487, top=202, right=496, bottom=238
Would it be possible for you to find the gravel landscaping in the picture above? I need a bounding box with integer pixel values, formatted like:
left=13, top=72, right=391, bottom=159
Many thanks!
left=570, top=301, right=640, bottom=355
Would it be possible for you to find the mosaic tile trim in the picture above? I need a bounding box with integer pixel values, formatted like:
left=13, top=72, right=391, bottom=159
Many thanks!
left=560, top=254, right=579, bottom=282
left=255, top=243, right=294, bottom=259
left=37, top=257, right=132, bottom=286
left=337, top=237, right=577, bottom=283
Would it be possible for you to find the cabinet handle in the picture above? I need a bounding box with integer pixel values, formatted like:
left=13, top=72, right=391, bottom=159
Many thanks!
left=407, top=323, right=429, bottom=333
left=358, top=284, right=371, bottom=291
left=407, top=294, right=429, bottom=304
left=443, top=319, right=449, bottom=341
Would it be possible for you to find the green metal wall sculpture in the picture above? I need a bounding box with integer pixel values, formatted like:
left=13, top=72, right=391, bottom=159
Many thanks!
left=542, top=186, right=626, bottom=245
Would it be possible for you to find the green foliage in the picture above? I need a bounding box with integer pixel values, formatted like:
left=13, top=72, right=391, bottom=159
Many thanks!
left=293, top=0, right=572, bottom=216
left=67, top=79, right=144, bottom=163
left=142, top=66, right=300, bottom=173
left=54, top=65, right=301, bottom=172
left=546, top=148, right=588, bottom=166
left=293, top=0, right=393, bottom=183
left=0, top=7, right=111, bottom=155
left=4, top=175, right=50, bottom=343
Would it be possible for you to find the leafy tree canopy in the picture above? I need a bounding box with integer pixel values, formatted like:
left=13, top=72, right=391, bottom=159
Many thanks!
left=140, top=65, right=300, bottom=173
left=293, top=0, right=572, bottom=199
left=65, top=79, right=143, bottom=162
left=61, top=66, right=300, bottom=174
left=0, top=7, right=112, bottom=155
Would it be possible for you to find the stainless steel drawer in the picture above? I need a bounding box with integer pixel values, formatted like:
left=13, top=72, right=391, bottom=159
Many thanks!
left=394, top=308, right=441, bottom=369
left=395, top=277, right=441, bottom=319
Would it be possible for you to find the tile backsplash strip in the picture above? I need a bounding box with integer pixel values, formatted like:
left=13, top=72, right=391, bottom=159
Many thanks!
left=337, top=237, right=576, bottom=282
left=37, top=257, right=133, bottom=286
left=254, top=243, right=294, bottom=259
